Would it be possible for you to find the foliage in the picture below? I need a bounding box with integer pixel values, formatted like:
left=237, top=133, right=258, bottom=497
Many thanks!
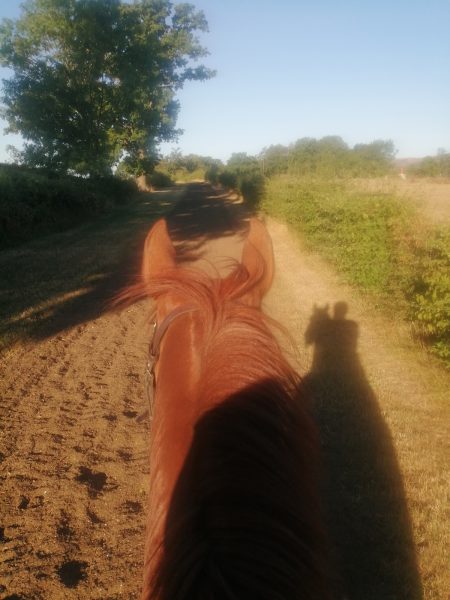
left=262, top=176, right=404, bottom=290
left=157, top=150, right=221, bottom=181
left=149, top=170, right=174, bottom=188
left=0, top=163, right=136, bottom=247
left=204, top=162, right=220, bottom=184
left=239, top=172, right=265, bottom=210
left=262, top=175, right=450, bottom=364
left=207, top=152, right=265, bottom=210
left=406, top=229, right=450, bottom=359
left=261, top=137, right=396, bottom=178
left=0, top=0, right=214, bottom=177
left=408, top=150, right=450, bottom=178
left=217, top=170, right=238, bottom=189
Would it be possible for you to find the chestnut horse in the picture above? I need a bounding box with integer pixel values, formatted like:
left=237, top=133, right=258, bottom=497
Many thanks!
left=123, top=217, right=329, bottom=599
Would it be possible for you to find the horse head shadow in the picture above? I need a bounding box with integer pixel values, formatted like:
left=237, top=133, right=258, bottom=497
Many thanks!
left=303, top=302, right=423, bottom=599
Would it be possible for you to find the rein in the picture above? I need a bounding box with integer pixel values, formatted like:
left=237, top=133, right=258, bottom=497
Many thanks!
left=143, top=305, right=197, bottom=422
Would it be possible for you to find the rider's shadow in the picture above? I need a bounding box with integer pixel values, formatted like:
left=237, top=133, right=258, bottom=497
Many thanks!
left=303, top=302, right=423, bottom=600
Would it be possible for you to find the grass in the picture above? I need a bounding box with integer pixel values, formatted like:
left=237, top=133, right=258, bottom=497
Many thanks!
left=262, top=176, right=410, bottom=291
left=262, top=175, right=450, bottom=365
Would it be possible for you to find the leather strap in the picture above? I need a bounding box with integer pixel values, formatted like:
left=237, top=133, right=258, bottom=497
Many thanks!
left=150, top=304, right=197, bottom=359
left=141, top=304, right=197, bottom=424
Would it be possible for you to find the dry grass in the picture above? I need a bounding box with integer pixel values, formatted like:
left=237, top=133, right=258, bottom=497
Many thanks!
left=349, top=177, right=450, bottom=225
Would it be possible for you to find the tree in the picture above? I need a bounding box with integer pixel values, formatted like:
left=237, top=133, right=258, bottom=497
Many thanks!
left=352, top=140, right=396, bottom=176
left=0, top=0, right=214, bottom=177
left=259, top=144, right=290, bottom=176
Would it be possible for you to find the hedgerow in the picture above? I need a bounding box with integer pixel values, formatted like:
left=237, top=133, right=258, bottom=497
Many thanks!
left=0, top=164, right=136, bottom=248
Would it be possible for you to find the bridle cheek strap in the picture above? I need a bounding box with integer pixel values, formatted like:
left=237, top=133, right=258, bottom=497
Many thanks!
left=140, top=305, right=197, bottom=423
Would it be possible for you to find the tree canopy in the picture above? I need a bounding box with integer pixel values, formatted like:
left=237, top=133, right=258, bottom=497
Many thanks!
left=0, top=0, right=214, bottom=176
left=409, top=149, right=450, bottom=178
left=260, top=137, right=396, bottom=177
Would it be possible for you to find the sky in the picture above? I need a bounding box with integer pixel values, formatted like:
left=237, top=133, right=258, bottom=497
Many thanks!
left=1, top=0, right=449, bottom=163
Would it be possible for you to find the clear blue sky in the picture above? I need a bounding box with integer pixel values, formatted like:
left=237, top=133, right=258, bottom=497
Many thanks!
left=1, top=0, right=449, bottom=163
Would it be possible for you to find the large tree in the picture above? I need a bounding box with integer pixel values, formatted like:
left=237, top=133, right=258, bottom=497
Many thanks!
left=0, top=0, right=214, bottom=177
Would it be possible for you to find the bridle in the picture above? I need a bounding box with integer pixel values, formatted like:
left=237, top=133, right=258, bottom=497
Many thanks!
left=143, top=305, right=197, bottom=422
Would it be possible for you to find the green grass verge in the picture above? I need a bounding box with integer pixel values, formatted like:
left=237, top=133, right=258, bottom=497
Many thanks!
left=262, top=175, right=450, bottom=365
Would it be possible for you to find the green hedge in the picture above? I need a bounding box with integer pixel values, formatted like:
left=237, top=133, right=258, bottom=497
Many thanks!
left=210, top=169, right=265, bottom=211
left=149, top=170, right=174, bottom=188
left=0, top=164, right=136, bottom=248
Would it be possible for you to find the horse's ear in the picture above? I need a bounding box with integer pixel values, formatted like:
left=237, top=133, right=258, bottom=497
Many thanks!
left=241, top=217, right=274, bottom=304
left=141, top=219, right=176, bottom=283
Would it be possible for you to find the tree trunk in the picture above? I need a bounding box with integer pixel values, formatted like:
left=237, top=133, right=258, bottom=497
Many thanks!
left=135, top=174, right=153, bottom=192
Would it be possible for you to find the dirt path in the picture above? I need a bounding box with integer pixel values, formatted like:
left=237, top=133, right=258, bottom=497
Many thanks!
left=1, top=185, right=449, bottom=599
left=1, top=301, right=152, bottom=599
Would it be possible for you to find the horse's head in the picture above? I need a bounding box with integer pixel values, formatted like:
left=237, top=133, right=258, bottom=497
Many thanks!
left=141, top=216, right=274, bottom=316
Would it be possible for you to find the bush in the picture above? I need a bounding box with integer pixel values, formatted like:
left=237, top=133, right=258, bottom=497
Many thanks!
left=0, top=164, right=136, bottom=248
left=240, top=173, right=265, bottom=210
left=263, top=176, right=404, bottom=290
left=409, top=152, right=450, bottom=178
left=407, top=230, right=450, bottom=360
left=149, top=170, right=174, bottom=188
left=218, top=170, right=238, bottom=189
left=205, top=164, right=220, bottom=185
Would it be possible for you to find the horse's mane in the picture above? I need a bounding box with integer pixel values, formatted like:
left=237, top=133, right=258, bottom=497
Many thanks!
left=117, top=259, right=298, bottom=399
left=149, top=378, right=329, bottom=600
left=119, top=262, right=330, bottom=599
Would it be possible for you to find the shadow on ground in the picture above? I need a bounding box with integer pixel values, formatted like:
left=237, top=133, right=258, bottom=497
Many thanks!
left=165, top=182, right=251, bottom=263
left=303, top=302, right=423, bottom=599
left=0, top=184, right=249, bottom=349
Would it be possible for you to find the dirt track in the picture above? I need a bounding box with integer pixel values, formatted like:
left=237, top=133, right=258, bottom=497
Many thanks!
left=1, top=184, right=449, bottom=599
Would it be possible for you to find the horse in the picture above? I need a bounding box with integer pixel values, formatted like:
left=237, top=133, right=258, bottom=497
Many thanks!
left=121, top=217, right=330, bottom=599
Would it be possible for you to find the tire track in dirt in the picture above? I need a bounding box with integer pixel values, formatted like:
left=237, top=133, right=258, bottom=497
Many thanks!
left=1, top=302, right=155, bottom=599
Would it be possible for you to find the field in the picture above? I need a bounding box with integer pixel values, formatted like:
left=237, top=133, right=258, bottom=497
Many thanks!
left=349, top=177, right=450, bottom=224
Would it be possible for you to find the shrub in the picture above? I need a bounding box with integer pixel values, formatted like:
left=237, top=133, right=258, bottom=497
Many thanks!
left=240, top=173, right=265, bottom=210
left=262, top=177, right=405, bottom=291
left=149, top=170, right=174, bottom=188
left=407, top=230, right=450, bottom=360
left=218, top=171, right=238, bottom=189
left=0, top=164, right=136, bottom=248
left=205, top=164, right=220, bottom=185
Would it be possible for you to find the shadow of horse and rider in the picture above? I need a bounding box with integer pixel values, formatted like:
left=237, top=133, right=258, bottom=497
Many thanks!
left=162, top=185, right=423, bottom=598
left=303, top=301, right=422, bottom=599
left=165, top=188, right=423, bottom=598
